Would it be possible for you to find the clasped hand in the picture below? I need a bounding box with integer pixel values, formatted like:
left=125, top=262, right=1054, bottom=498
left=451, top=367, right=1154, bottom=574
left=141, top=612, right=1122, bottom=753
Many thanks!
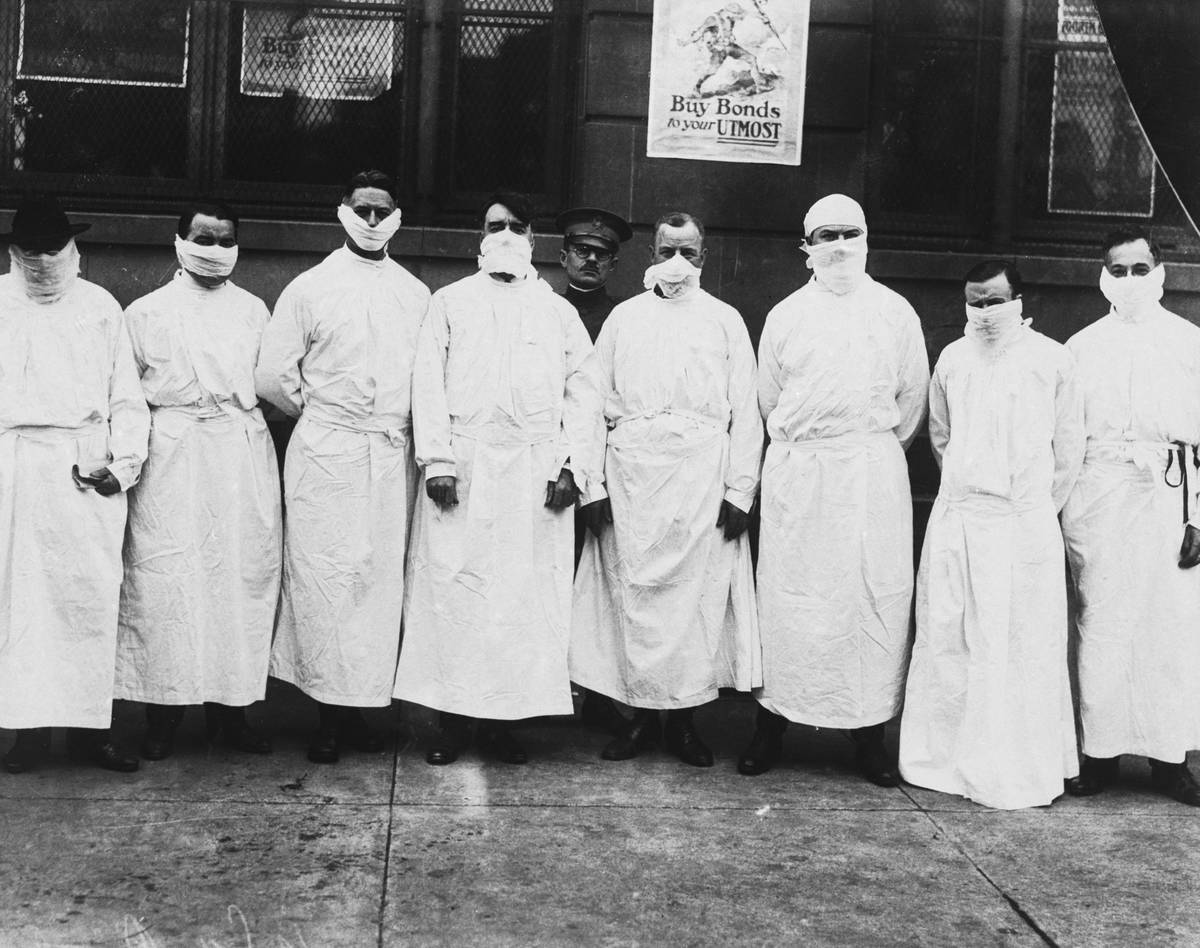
left=427, top=468, right=579, bottom=511
left=71, top=465, right=122, bottom=496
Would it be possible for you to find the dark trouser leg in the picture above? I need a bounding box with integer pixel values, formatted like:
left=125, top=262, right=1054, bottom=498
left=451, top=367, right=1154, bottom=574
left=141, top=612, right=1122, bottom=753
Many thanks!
left=664, top=707, right=714, bottom=768
left=205, top=702, right=272, bottom=754
left=738, top=706, right=788, bottom=776
left=307, top=702, right=342, bottom=764
left=141, top=704, right=185, bottom=761
left=600, top=708, right=660, bottom=761
left=1149, top=757, right=1200, bottom=806
left=1065, top=754, right=1120, bottom=796
left=426, top=711, right=473, bottom=766
left=850, top=723, right=899, bottom=787
left=3, top=728, right=51, bottom=774
left=479, top=718, right=529, bottom=765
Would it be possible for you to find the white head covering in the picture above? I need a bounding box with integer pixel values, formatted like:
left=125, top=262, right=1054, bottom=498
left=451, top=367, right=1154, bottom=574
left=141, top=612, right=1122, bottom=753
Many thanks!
left=803, top=193, right=868, bottom=238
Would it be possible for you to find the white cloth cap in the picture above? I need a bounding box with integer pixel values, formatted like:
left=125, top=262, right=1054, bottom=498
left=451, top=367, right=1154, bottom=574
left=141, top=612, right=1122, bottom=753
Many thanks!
left=803, top=193, right=868, bottom=237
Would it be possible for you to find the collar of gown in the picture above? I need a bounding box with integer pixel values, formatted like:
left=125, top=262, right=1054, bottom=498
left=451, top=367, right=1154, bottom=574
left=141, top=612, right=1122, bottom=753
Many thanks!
left=175, top=269, right=229, bottom=294
left=1109, top=301, right=1164, bottom=325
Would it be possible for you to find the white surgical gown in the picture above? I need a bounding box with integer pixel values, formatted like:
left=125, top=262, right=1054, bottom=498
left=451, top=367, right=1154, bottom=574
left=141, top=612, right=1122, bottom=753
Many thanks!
left=396, top=271, right=599, bottom=720
left=0, top=275, right=149, bottom=728
left=255, top=247, right=430, bottom=707
left=1061, top=303, right=1200, bottom=763
left=900, top=327, right=1084, bottom=809
left=570, top=288, right=763, bottom=708
left=755, top=275, right=929, bottom=728
left=115, top=274, right=282, bottom=707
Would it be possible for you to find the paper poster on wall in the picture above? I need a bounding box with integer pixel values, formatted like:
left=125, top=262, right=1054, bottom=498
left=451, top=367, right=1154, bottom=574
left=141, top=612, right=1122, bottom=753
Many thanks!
left=241, top=7, right=396, bottom=101
left=646, top=0, right=810, bottom=166
left=1047, top=0, right=1155, bottom=216
left=17, top=0, right=189, bottom=88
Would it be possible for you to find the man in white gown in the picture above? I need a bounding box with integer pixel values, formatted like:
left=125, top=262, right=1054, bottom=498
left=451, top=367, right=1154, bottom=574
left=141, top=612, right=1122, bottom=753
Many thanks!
left=570, top=211, right=762, bottom=767
left=899, top=260, right=1085, bottom=809
left=115, top=201, right=282, bottom=761
left=1062, top=228, right=1200, bottom=807
left=0, top=195, right=149, bottom=774
left=397, top=190, right=599, bottom=766
left=256, top=171, right=430, bottom=764
left=741, top=193, right=929, bottom=785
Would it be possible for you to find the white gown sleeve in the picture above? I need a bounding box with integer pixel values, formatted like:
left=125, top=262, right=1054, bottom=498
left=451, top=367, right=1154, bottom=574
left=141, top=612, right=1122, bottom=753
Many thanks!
left=254, top=284, right=309, bottom=417
left=724, top=312, right=764, bottom=512
left=893, top=304, right=931, bottom=450
left=559, top=304, right=602, bottom=495
left=107, top=308, right=150, bottom=490
left=926, top=361, right=949, bottom=470
left=756, top=308, right=784, bottom=429
left=1050, top=350, right=1087, bottom=512
left=412, top=293, right=456, bottom=479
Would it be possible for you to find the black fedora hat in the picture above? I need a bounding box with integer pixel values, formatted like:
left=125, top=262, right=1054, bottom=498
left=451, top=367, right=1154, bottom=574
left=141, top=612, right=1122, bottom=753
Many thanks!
left=0, top=195, right=90, bottom=247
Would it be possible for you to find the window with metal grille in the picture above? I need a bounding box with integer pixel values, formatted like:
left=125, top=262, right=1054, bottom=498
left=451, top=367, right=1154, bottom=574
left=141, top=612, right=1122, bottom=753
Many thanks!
left=1014, top=0, right=1195, bottom=249
left=869, top=0, right=1198, bottom=254
left=0, top=0, right=574, bottom=220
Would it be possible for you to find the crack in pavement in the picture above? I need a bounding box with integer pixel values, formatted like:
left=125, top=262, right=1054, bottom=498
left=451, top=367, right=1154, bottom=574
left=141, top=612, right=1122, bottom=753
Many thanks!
left=899, top=784, right=1061, bottom=947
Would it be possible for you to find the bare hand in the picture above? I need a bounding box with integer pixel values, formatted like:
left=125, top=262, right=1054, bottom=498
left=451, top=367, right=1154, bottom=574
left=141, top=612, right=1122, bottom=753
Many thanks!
left=1179, top=524, right=1200, bottom=569
left=582, top=498, right=613, bottom=538
left=73, top=465, right=122, bottom=496
left=427, top=475, right=459, bottom=509
left=544, top=468, right=579, bottom=510
left=716, top=499, right=749, bottom=541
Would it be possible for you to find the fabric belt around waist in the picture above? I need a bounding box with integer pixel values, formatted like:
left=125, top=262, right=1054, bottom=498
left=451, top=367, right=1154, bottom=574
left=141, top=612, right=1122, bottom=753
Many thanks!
left=151, top=402, right=254, bottom=422
left=610, top=407, right=724, bottom=432
left=0, top=421, right=107, bottom=443
left=450, top=423, right=558, bottom=447
left=1085, top=438, right=1198, bottom=524
left=771, top=430, right=894, bottom=452
left=304, top=407, right=410, bottom=449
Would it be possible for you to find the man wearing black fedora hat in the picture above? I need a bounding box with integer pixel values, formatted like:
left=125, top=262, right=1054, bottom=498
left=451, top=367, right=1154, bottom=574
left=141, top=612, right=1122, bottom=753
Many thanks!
left=0, top=194, right=150, bottom=774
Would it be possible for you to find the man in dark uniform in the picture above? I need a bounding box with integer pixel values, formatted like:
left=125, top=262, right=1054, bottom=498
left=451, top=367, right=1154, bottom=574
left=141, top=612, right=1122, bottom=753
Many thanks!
left=557, top=206, right=632, bottom=735
left=556, top=207, right=632, bottom=343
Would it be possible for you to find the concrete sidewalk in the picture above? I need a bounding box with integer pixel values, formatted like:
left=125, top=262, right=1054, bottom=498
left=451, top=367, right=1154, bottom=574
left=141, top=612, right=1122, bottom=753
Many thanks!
left=1, top=685, right=1197, bottom=947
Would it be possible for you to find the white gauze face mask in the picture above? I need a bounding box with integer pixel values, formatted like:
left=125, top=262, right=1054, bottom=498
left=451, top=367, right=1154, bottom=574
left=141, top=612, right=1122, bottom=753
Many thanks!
left=643, top=252, right=702, bottom=299
left=965, top=297, right=1026, bottom=347
left=10, top=239, right=81, bottom=303
left=175, top=235, right=238, bottom=280
left=337, top=203, right=402, bottom=253
left=804, top=233, right=869, bottom=295
left=478, top=228, right=534, bottom=279
left=1099, top=263, right=1164, bottom=318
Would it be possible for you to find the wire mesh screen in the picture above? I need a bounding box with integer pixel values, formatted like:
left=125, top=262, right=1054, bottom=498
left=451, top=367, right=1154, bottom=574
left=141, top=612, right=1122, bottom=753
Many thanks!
left=872, top=0, right=1000, bottom=232
left=448, top=1, right=556, bottom=196
left=1043, top=2, right=1154, bottom=217
left=11, top=0, right=190, bottom=178
left=880, top=0, right=996, bottom=36
left=223, top=1, right=407, bottom=187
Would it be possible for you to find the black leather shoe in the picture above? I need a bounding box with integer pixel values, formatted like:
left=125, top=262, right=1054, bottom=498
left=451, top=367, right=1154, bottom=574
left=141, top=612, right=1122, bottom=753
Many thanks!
left=664, top=716, right=714, bottom=768
left=738, top=710, right=787, bottom=776
left=580, top=692, right=628, bottom=736
left=601, top=711, right=660, bottom=761
left=338, top=710, right=385, bottom=754
left=426, top=716, right=471, bottom=766
left=67, top=731, right=139, bottom=773
left=1149, top=760, right=1200, bottom=807
left=141, top=705, right=184, bottom=761
left=1064, top=755, right=1120, bottom=796
left=479, top=724, right=529, bottom=765
left=307, top=725, right=340, bottom=764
